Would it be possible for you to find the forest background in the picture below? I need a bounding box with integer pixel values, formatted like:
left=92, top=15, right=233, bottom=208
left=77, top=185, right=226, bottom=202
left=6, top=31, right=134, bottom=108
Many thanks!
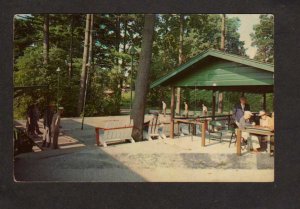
left=13, top=14, right=274, bottom=118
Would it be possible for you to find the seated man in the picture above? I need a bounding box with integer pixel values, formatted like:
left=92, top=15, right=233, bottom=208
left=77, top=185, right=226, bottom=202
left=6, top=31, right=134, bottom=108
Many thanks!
left=259, top=110, right=272, bottom=128
left=258, top=110, right=274, bottom=152
left=237, top=111, right=260, bottom=151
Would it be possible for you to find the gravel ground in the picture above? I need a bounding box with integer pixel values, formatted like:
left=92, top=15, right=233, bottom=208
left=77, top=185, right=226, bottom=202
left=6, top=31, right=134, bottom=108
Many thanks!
left=14, top=116, right=274, bottom=182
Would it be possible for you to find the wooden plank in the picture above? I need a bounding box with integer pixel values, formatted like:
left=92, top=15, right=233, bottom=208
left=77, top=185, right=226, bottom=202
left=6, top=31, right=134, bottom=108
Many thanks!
left=173, top=59, right=274, bottom=87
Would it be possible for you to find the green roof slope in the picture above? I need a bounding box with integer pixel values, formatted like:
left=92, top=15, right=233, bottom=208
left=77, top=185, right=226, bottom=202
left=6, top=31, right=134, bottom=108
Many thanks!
left=150, top=49, right=274, bottom=88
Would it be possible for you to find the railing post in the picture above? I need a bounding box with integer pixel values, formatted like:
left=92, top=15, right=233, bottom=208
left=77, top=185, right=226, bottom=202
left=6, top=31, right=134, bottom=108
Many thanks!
left=236, top=128, right=241, bottom=156
left=95, top=128, right=100, bottom=146
left=201, top=120, right=206, bottom=147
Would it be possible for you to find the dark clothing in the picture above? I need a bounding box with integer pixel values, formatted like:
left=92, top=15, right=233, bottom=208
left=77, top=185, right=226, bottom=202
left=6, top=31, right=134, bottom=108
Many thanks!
left=26, top=105, right=35, bottom=135
left=33, top=105, right=42, bottom=134
left=43, top=108, right=54, bottom=128
left=42, top=108, right=55, bottom=146
left=232, top=103, right=250, bottom=122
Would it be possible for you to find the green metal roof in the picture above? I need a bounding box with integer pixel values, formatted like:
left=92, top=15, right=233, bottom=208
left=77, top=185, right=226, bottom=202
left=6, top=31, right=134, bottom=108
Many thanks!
left=150, top=49, right=274, bottom=89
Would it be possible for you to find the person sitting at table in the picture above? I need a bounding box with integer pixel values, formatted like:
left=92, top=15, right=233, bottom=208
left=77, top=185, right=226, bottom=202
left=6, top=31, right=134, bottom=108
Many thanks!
left=259, top=110, right=272, bottom=128
left=257, top=110, right=273, bottom=151
left=237, top=111, right=260, bottom=152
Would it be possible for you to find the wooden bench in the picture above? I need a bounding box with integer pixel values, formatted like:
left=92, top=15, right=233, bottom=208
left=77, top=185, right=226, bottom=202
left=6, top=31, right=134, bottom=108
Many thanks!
left=95, top=125, right=135, bottom=147
left=95, top=119, right=173, bottom=147
left=14, top=125, right=43, bottom=154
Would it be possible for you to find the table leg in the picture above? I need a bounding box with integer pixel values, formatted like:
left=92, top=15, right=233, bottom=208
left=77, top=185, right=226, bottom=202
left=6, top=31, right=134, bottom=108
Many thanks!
left=236, top=129, right=241, bottom=156
left=267, top=135, right=271, bottom=154
left=201, top=122, right=206, bottom=147
left=191, top=124, right=193, bottom=141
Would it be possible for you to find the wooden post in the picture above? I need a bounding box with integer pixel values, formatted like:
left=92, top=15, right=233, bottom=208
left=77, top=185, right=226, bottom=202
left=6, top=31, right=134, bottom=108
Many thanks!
left=236, top=129, right=241, bottom=156
left=212, top=90, right=216, bottom=120
left=263, top=93, right=266, bottom=111
left=170, top=86, right=175, bottom=138
left=201, top=120, right=206, bottom=147
left=95, top=128, right=100, bottom=146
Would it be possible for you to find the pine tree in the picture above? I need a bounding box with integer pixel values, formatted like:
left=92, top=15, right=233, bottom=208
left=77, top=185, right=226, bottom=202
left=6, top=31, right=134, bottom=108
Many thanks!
left=77, top=14, right=91, bottom=116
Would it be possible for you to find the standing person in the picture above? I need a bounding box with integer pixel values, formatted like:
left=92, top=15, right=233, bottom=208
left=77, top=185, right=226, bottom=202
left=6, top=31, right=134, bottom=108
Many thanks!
left=51, top=107, right=64, bottom=149
left=26, top=104, right=35, bottom=136
left=202, top=103, right=208, bottom=116
left=233, top=96, right=250, bottom=126
left=162, top=101, right=167, bottom=117
left=184, top=101, right=189, bottom=118
left=42, top=103, right=55, bottom=147
left=33, top=103, right=43, bottom=135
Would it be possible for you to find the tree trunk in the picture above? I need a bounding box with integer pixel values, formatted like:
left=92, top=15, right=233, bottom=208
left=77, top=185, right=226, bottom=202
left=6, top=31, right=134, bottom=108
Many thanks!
left=220, top=14, right=226, bottom=51
left=121, top=18, right=128, bottom=89
left=131, top=14, right=155, bottom=141
left=176, top=14, right=184, bottom=115
left=81, top=14, right=94, bottom=129
left=77, top=14, right=91, bottom=116
left=218, top=14, right=226, bottom=113
left=43, top=14, right=49, bottom=65
left=115, top=15, right=122, bottom=113
left=68, top=14, right=74, bottom=81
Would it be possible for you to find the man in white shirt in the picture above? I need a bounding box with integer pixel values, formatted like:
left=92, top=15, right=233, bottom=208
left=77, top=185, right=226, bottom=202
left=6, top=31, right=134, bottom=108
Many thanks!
left=162, top=101, right=167, bottom=117
left=184, top=102, right=188, bottom=118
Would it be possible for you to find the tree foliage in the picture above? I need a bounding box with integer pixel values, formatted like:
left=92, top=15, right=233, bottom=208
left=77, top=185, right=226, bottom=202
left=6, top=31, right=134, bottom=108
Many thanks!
left=13, top=14, right=273, bottom=119
left=250, top=15, right=274, bottom=64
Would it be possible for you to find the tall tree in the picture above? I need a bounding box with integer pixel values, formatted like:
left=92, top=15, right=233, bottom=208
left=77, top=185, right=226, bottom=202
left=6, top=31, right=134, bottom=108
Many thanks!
left=43, top=14, right=49, bottom=65
left=220, top=14, right=226, bottom=51
left=81, top=14, right=94, bottom=127
left=218, top=14, right=226, bottom=113
left=68, top=14, right=74, bottom=80
left=131, top=14, right=155, bottom=141
left=77, top=14, right=91, bottom=116
left=250, top=15, right=274, bottom=63
left=176, top=14, right=184, bottom=115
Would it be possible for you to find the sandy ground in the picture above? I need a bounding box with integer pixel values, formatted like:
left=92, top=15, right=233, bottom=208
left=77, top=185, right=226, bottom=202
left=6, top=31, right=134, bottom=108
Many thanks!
left=14, top=116, right=274, bottom=182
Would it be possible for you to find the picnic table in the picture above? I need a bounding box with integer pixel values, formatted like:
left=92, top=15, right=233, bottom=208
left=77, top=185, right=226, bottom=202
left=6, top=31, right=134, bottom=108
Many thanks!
left=236, top=125, right=274, bottom=156
left=174, top=118, right=207, bottom=146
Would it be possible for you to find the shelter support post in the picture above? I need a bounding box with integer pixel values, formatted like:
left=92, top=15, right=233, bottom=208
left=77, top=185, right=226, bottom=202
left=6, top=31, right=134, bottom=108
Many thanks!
left=263, top=93, right=266, bottom=110
left=212, top=90, right=216, bottom=120
left=170, top=86, right=175, bottom=138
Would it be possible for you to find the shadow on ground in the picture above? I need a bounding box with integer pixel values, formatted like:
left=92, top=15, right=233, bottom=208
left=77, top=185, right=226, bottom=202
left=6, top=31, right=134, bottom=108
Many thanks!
left=14, top=146, right=146, bottom=182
